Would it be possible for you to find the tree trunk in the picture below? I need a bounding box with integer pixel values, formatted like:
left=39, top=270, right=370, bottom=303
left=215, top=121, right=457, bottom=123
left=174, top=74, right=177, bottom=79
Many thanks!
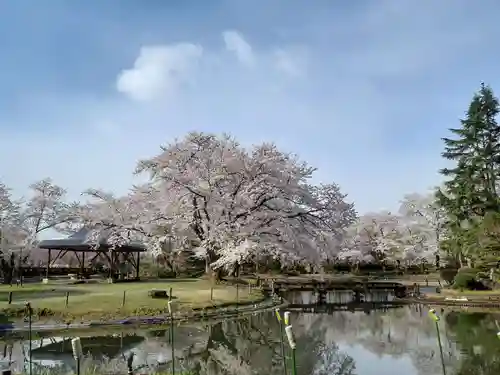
left=459, top=254, right=464, bottom=268
left=205, top=256, right=211, bottom=274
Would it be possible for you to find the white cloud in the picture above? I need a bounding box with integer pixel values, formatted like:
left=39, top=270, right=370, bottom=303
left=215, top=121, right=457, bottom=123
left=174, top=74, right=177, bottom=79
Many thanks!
left=116, top=31, right=305, bottom=105
left=116, top=43, right=203, bottom=102
left=222, top=30, right=255, bottom=67
left=222, top=30, right=308, bottom=78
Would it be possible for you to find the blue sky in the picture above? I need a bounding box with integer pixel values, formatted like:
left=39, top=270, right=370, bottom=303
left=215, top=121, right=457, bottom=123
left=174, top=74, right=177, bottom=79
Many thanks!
left=1, top=0, right=500, bottom=215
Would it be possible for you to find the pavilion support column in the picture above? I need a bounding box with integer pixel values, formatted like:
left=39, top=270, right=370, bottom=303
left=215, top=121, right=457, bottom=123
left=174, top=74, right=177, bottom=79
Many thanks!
left=81, top=251, right=85, bottom=278
left=46, top=249, right=51, bottom=281
left=136, top=251, right=140, bottom=280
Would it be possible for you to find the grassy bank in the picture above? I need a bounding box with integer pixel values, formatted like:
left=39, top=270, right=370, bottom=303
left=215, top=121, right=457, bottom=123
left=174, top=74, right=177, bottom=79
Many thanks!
left=425, top=288, right=500, bottom=300
left=24, top=368, right=194, bottom=375
left=0, top=279, right=262, bottom=322
left=440, top=288, right=500, bottom=296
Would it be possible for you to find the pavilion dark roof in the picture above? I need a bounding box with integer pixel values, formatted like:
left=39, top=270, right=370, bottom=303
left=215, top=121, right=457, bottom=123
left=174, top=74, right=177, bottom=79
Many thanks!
left=38, top=227, right=147, bottom=252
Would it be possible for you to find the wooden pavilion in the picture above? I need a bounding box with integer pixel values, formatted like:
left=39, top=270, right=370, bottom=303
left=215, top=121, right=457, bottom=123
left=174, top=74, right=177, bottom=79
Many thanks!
left=38, top=228, right=147, bottom=281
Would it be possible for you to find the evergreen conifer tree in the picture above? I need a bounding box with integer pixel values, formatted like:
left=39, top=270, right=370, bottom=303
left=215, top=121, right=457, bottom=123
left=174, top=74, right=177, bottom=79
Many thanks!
left=438, top=83, right=500, bottom=219
left=437, top=83, right=500, bottom=265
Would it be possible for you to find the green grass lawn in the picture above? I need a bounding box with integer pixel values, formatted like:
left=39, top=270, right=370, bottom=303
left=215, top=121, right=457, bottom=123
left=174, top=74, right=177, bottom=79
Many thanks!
left=0, top=279, right=262, bottom=322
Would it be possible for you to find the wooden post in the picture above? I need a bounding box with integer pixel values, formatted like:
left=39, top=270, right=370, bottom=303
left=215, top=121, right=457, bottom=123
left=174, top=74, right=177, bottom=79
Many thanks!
left=65, top=292, right=69, bottom=307
left=210, top=286, right=214, bottom=301
left=8, top=292, right=12, bottom=305
left=19, top=247, right=23, bottom=286
left=169, top=287, right=173, bottom=301
left=136, top=251, right=140, bottom=280
left=109, top=250, right=114, bottom=281
left=122, top=290, right=126, bottom=307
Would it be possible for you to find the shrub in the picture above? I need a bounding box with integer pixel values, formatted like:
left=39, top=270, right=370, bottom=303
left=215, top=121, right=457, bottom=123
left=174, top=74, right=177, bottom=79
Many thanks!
left=453, top=268, right=490, bottom=290
left=148, top=289, right=170, bottom=299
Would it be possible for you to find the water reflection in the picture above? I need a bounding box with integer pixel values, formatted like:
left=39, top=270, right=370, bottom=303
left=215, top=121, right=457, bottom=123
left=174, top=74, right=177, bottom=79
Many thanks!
left=286, top=289, right=396, bottom=305
left=0, top=298, right=499, bottom=374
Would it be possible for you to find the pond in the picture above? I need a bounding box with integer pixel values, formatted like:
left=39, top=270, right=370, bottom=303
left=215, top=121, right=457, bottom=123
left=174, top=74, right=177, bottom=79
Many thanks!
left=0, top=292, right=499, bottom=374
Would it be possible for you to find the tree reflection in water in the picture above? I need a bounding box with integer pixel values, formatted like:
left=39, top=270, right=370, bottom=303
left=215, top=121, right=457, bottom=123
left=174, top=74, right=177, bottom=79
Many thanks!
left=312, top=342, right=356, bottom=375
left=445, top=310, right=500, bottom=375
left=182, top=305, right=500, bottom=375
left=4, top=304, right=500, bottom=374
left=181, top=312, right=356, bottom=374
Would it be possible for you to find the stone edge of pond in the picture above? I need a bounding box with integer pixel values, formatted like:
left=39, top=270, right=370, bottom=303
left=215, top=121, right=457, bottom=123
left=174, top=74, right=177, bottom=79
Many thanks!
left=399, top=297, right=500, bottom=308
left=1, top=297, right=288, bottom=333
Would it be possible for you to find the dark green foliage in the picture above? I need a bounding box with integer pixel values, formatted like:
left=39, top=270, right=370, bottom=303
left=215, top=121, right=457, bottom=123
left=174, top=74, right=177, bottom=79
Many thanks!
left=0, top=252, right=16, bottom=285
left=452, top=269, right=477, bottom=290
left=445, top=311, right=500, bottom=374
left=139, top=252, right=206, bottom=279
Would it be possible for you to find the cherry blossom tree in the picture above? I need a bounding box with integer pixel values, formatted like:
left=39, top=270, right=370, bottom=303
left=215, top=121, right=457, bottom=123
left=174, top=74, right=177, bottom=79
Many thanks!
left=341, top=211, right=403, bottom=265
left=0, top=178, right=81, bottom=269
left=78, top=132, right=357, bottom=272
left=77, top=184, right=179, bottom=248
left=21, top=178, right=80, bottom=243
left=398, top=189, right=447, bottom=266
left=0, top=182, right=27, bottom=283
left=340, top=190, right=445, bottom=267
left=0, top=182, right=25, bottom=251
left=140, top=132, right=357, bottom=270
